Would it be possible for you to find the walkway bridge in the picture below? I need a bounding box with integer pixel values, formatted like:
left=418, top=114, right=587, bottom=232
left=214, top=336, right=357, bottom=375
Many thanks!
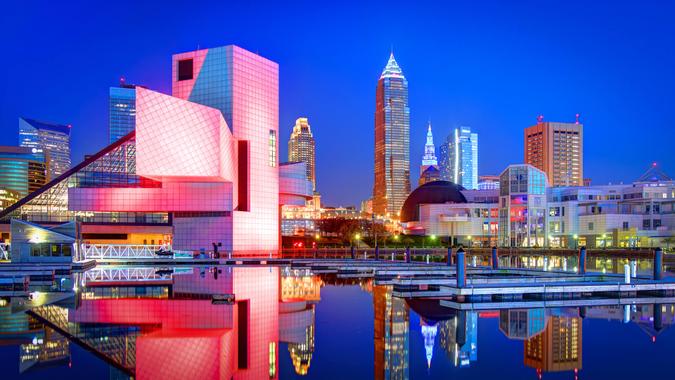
left=80, top=244, right=193, bottom=261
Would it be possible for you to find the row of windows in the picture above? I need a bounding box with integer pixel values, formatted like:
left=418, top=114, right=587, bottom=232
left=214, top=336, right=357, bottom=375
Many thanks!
left=173, top=211, right=231, bottom=218
left=30, top=243, right=72, bottom=257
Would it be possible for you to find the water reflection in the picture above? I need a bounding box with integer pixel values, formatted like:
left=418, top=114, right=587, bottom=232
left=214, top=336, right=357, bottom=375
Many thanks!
left=0, top=266, right=673, bottom=379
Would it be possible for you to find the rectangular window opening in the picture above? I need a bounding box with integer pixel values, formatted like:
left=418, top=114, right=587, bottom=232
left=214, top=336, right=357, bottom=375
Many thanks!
left=178, top=59, right=194, bottom=81
left=238, top=140, right=250, bottom=211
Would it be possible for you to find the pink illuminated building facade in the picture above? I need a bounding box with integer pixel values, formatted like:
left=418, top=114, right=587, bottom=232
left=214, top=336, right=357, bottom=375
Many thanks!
left=0, top=45, right=310, bottom=254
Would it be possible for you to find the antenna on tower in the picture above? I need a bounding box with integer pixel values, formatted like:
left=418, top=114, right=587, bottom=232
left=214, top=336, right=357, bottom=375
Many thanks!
left=537, top=115, right=544, bottom=123
left=575, top=113, right=580, bottom=124
left=119, top=76, right=125, bottom=86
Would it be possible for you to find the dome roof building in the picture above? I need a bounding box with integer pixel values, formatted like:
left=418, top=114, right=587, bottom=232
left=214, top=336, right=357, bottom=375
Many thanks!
left=400, top=181, right=467, bottom=223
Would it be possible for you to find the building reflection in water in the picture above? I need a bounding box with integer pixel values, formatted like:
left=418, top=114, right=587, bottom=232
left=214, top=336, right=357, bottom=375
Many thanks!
left=0, top=301, right=71, bottom=374
left=420, top=320, right=437, bottom=368
left=438, top=311, right=478, bottom=368
left=29, top=266, right=280, bottom=380
left=1, top=266, right=673, bottom=379
left=524, top=314, right=582, bottom=374
left=499, top=309, right=547, bottom=340
left=19, top=325, right=70, bottom=373
left=278, top=268, right=322, bottom=375
left=374, top=285, right=409, bottom=380
left=585, top=303, right=675, bottom=341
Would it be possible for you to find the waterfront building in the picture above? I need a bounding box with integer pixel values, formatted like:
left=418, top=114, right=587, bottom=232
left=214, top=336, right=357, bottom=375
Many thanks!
left=109, top=82, right=143, bottom=143
left=0, top=146, right=48, bottom=198
left=288, top=117, right=317, bottom=192
left=9, top=219, right=76, bottom=263
left=172, top=45, right=288, bottom=252
left=280, top=163, right=320, bottom=236
left=498, top=164, right=548, bottom=247
left=478, top=175, right=500, bottom=190
left=439, top=126, right=478, bottom=189
left=525, top=117, right=583, bottom=187
left=0, top=45, right=312, bottom=253
left=373, top=53, right=410, bottom=218
left=19, top=117, right=71, bottom=180
left=401, top=163, right=675, bottom=248
left=547, top=164, right=675, bottom=248
left=400, top=181, right=499, bottom=247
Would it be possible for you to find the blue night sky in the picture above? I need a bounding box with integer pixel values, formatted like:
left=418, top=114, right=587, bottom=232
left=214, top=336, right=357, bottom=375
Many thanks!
left=2, top=1, right=674, bottom=206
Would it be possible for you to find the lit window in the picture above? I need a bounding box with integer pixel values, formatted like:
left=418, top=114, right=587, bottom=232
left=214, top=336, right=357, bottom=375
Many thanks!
left=268, top=130, right=276, bottom=167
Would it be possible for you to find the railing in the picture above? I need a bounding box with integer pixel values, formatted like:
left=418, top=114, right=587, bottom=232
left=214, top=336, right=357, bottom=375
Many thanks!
left=85, top=267, right=169, bottom=282
left=81, top=244, right=165, bottom=259
left=0, top=243, right=9, bottom=260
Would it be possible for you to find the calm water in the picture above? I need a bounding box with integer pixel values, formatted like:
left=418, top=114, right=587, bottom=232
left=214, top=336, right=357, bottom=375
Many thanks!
left=0, top=265, right=674, bottom=379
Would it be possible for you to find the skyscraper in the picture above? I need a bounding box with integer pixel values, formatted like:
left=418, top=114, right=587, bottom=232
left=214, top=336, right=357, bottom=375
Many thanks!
left=373, top=53, right=410, bottom=217
left=420, top=122, right=438, bottom=174
left=439, top=126, right=478, bottom=189
left=0, top=146, right=47, bottom=198
left=19, top=117, right=71, bottom=180
left=524, top=116, right=583, bottom=187
left=288, top=117, right=317, bottom=192
left=109, top=81, right=143, bottom=143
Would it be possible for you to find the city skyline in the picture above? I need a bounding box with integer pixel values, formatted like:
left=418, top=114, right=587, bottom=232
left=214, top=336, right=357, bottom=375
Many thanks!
left=2, top=1, right=675, bottom=207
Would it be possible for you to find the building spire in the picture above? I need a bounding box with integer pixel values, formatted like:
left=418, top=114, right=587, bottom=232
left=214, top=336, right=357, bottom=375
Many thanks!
left=422, top=121, right=438, bottom=167
left=380, top=51, right=404, bottom=79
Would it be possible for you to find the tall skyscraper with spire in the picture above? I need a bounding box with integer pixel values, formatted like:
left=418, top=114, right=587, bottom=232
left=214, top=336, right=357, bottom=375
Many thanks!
left=420, top=122, right=438, bottom=173
left=418, top=122, right=440, bottom=186
left=373, top=52, right=410, bottom=217
left=288, top=117, right=317, bottom=192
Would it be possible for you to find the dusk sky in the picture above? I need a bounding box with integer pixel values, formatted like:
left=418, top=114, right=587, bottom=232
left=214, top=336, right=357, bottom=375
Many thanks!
left=2, top=1, right=674, bottom=206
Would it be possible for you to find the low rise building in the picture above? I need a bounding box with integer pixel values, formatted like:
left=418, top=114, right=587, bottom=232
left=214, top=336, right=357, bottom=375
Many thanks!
left=401, top=164, right=675, bottom=248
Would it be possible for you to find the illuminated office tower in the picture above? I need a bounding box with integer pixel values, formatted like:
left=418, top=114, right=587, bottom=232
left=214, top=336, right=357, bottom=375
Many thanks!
left=109, top=81, right=143, bottom=143
left=524, top=316, right=582, bottom=373
left=373, top=53, right=410, bottom=217
left=288, top=117, right=317, bottom=192
left=439, top=126, right=478, bottom=189
left=524, top=116, right=583, bottom=187
left=19, top=117, right=71, bottom=180
left=0, top=146, right=47, bottom=198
